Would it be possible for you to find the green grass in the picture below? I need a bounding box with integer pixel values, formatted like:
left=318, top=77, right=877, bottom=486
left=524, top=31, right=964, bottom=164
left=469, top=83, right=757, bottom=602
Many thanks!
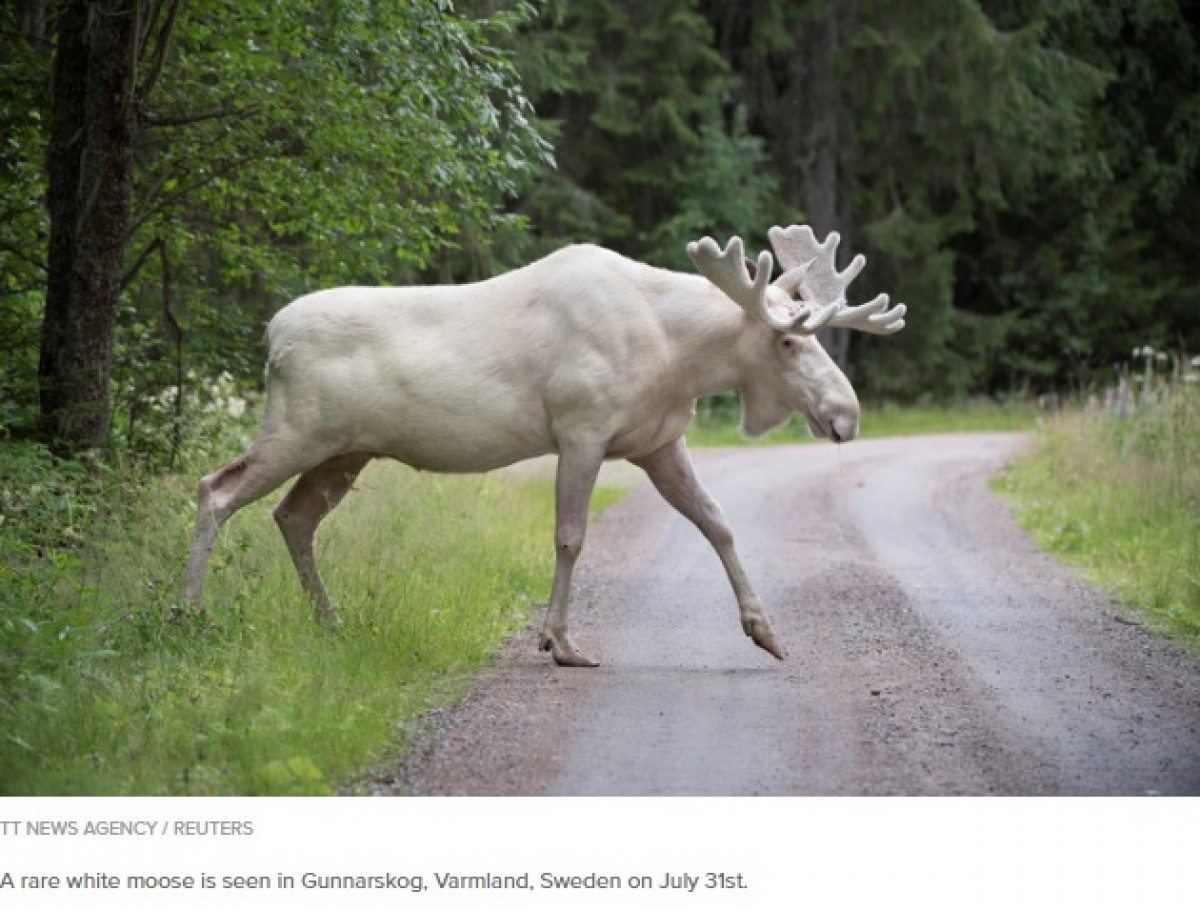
left=686, top=397, right=1037, bottom=446
left=995, top=387, right=1200, bottom=645
left=0, top=449, right=598, bottom=795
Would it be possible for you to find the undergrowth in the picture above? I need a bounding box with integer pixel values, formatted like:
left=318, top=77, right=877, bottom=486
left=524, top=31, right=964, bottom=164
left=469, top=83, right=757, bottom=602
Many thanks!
left=0, top=423, right=570, bottom=794
left=996, top=373, right=1200, bottom=645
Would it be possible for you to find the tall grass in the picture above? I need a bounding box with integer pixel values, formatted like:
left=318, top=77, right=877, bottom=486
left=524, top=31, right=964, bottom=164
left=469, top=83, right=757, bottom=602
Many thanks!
left=996, top=374, right=1200, bottom=645
left=1, top=448, right=564, bottom=795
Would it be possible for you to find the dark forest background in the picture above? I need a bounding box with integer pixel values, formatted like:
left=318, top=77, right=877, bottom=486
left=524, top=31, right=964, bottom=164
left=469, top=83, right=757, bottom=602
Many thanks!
left=2, top=0, right=1198, bottom=458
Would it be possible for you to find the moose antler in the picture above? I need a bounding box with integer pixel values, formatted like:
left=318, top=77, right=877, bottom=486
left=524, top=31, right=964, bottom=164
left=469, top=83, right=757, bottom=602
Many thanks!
left=767, top=225, right=906, bottom=336
left=687, top=226, right=906, bottom=336
left=685, top=235, right=802, bottom=332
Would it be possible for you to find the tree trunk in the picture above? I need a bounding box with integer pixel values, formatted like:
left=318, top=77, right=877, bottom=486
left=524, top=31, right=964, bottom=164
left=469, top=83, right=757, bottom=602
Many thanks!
left=39, top=0, right=139, bottom=453
left=14, top=0, right=48, bottom=46
left=798, top=0, right=850, bottom=366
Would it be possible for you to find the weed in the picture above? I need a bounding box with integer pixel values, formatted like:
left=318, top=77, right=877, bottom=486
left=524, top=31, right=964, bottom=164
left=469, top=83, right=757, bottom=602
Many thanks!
left=997, top=374, right=1199, bottom=645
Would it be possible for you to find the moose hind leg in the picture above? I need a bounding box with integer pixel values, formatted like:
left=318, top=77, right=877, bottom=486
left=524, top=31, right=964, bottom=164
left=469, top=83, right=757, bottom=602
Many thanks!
left=184, top=448, right=298, bottom=608
left=273, top=452, right=372, bottom=625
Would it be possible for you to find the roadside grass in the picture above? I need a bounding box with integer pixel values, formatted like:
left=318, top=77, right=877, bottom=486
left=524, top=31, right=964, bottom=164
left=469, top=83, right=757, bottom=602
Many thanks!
left=0, top=447, right=575, bottom=795
left=687, top=397, right=1037, bottom=447
left=994, top=384, right=1200, bottom=646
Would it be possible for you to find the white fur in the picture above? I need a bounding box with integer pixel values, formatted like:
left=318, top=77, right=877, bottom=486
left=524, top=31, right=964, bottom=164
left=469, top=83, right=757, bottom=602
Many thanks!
left=183, top=229, right=902, bottom=666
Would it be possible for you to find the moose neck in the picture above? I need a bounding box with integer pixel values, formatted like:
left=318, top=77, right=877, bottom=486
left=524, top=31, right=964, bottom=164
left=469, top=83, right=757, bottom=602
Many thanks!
left=656, top=273, right=776, bottom=403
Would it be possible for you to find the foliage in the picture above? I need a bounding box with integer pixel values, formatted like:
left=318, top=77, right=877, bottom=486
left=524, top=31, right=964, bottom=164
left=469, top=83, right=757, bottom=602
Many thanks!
left=134, top=0, right=550, bottom=285
left=832, top=1, right=1110, bottom=398
left=0, top=443, right=105, bottom=554
left=0, top=0, right=550, bottom=450
left=524, top=0, right=1197, bottom=398
left=116, top=0, right=550, bottom=451
left=0, top=4, right=48, bottom=434
left=515, top=0, right=782, bottom=266
left=963, top=0, right=1200, bottom=394
left=109, top=369, right=261, bottom=469
left=996, top=365, right=1200, bottom=644
left=0, top=438, right=572, bottom=795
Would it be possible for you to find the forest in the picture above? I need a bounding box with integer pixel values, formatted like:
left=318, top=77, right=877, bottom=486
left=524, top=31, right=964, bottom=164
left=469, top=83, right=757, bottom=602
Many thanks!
left=1, top=0, right=1198, bottom=460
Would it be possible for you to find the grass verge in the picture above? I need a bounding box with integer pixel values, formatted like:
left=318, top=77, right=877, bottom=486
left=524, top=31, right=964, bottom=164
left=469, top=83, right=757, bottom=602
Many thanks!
left=0, top=449, right=583, bottom=795
left=994, top=388, right=1200, bottom=646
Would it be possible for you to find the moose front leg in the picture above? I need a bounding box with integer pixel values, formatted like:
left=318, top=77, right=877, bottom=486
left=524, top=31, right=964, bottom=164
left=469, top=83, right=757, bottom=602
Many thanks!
left=539, top=442, right=607, bottom=667
left=632, top=438, right=785, bottom=660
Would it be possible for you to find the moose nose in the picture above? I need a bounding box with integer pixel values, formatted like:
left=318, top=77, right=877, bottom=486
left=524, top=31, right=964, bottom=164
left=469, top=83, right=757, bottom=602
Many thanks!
left=831, top=414, right=858, bottom=444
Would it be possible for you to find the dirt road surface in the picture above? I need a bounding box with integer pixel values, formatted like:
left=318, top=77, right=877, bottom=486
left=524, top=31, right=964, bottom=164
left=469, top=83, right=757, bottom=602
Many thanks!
left=382, top=433, right=1200, bottom=796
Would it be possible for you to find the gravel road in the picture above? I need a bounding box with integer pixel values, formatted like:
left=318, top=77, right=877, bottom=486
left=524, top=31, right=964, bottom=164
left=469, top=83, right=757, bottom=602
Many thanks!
left=380, top=433, right=1200, bottom=796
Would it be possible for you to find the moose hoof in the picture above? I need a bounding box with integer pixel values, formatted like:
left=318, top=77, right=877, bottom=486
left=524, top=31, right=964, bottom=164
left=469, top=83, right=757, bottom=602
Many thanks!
left=540, top=633, right=600, bottom=668
left=314, top=606, right=343, bottom=631
left=743, top=618, right=786, bottom=661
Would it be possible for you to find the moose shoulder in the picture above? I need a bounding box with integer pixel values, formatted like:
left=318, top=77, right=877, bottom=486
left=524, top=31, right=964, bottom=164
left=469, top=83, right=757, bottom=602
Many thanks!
left=183, top=226, right=906, bottom=667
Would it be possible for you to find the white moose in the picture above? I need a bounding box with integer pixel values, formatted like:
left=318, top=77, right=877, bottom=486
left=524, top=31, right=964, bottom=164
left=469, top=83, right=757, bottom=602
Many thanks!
left=183, top=225, right=905, bottom=667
